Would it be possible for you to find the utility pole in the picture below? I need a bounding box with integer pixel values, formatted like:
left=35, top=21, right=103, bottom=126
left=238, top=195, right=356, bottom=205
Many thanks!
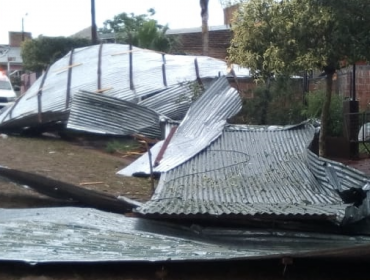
left=22, top=17, right=24, bottom=42
left=22, top=13, right=28, bottom=42
left=91, top=0, right=98, bottom=45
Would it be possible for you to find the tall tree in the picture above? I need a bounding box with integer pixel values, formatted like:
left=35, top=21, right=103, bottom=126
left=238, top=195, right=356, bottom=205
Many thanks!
left=21, top=36, right=91, bottom=73
left=100, top=9, right=178, bottom=53
left=228, top=0, right=370, bottom=156
left=200, top=0, right=209, bottom=56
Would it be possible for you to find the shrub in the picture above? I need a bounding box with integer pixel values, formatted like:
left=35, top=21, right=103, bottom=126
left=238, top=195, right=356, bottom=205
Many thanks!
left=230, top=76, right=305, bottom=125
left=303, top=90, right=344, bottom=137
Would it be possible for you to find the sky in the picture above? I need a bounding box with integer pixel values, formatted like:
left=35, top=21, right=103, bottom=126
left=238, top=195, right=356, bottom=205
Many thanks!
left=0, top=0, right=226, bottom=44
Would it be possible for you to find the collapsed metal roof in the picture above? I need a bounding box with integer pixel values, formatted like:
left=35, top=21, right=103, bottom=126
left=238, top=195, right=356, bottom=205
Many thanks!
left=67, top=90, right=162, bottom=138
left=123, top=119, right=370, bottom=225
left=2, top=207, right=370, bottom=264
left=118, top=76, right=241, bottom=174
left=2, top=43, right=370, bottom=264
left=116, top=77, right=370, bottom=225
left=133, top=124, right=349, bottom=223
left=154, top=76, right=242, bottom=172
left=0, top=43, right=249, bottom=135
left=137, top=83, right=195, bottom=121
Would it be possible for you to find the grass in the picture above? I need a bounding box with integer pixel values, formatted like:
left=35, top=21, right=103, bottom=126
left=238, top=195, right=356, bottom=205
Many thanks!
left=105, top=139, right=142, bottom=154
left=359, top=142, right=370, bottom=155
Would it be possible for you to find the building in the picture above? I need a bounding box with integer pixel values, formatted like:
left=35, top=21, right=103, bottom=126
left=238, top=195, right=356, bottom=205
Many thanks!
left=0, top=31, right=32, bottom=76
left=71, top=26, right=116, bottom=43
left=166, top=25, right=232, bottom=60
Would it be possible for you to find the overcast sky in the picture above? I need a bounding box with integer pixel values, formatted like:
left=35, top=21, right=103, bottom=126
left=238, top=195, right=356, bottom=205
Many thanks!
left=0, top=0, right=226, bottom=44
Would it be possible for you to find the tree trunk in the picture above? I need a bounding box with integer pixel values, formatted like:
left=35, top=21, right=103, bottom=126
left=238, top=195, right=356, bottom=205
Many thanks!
left=200, top=0, right=209, bottom=56
left=319, top=70, right=335, bottom=157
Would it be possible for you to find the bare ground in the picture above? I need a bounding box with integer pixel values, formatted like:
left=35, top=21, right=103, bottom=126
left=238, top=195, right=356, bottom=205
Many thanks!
left=1, top=134, right=370, bottom=279
left=0, top=134, right=153, bottom=208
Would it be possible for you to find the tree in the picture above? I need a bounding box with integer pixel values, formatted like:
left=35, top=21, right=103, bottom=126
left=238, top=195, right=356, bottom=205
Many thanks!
left=228, top=0, right=370, bottom=157
left=200, top=0, right=209, bottom=56
left=99, top=9, right=178, bottom=53
left=21, top=36, right=91, bottom=73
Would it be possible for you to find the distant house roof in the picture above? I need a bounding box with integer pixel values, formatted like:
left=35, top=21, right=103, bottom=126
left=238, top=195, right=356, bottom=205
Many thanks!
left=0, top=46, right=22, bottom=64
left=166, top=25, right=232, bottom=59
left=166, top=25, right=231, bottom=35
left=0, top=45, right=23, bottom=73
left=71, top=26, right=116, bottom=42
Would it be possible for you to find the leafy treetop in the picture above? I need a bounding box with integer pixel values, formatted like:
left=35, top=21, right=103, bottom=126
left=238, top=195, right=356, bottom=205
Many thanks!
left=21, top=36, right=91, bottom=73
left=228, top=0, right=370, bottom=79
left=228, top=0, right=370, bottom=156
left=99, top=9, right=178, bottom=53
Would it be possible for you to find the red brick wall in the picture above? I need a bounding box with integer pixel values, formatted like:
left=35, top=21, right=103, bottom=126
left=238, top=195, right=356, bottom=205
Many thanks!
left=170, top=29, right=232, bottom=60
left=229, top=77, right=257, bottom=98
left=9, top=31, right=32, bottom=47
left=350, top=65, right=370, bottom=111
left=223, top=4, right=240, bottom=25
left=308, top=65, right=370, bottom=111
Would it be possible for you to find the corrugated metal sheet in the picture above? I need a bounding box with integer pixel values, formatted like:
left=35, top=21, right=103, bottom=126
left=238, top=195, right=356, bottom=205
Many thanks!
left=2, top=207, right=370, bottom=264
left=0, top=44, right=249, bottom=134
left=135, top=124, right=350, bottom=223
left=307, top=149, right=370, bottom=192
left=118, top=77, right=241, bottom=175
left=138, top=83, right=194, bottom=121
left=67, top=90, right=161, bottom=138
left=118, top=140, right=165, bottom=177
left=153, top=77, right=242, bottom=172
left=306, top=148, right=370, bottom=224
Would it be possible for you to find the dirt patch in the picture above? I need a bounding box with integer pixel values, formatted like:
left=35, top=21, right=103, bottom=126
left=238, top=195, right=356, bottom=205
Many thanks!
left=0, top=134, right=153, bottom=208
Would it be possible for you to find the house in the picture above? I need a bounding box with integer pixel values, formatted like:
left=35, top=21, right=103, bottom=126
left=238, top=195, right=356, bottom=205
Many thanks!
left=71, top=26, right=116, bottom=43
left=166, top=25, right=232, bottom=60
left=0, top=31, right=32, bottom=76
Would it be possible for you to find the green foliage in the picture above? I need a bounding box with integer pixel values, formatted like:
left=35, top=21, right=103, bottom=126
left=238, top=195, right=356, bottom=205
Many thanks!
left=303, top=91, right=344, bottom=137
left=99, top=9, right=179, bottom=53
left=21, top=36, right=91, bottom=73
left=187, top=81, right=204, bottom=102
left=228, top=0, right=370, bottom=78
left=228, top=0, right=370, bottom=155
left=232, top=76, right=305, bottom=125
left=359, top=143, right=370, bottom=155
left=105, top=139, right=141, bottom=154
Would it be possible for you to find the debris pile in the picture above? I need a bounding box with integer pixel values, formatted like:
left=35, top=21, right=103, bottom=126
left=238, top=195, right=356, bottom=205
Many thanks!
left=0, top=43, right=249, bottom=137
left=1, top=44, right=370, bottom=264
